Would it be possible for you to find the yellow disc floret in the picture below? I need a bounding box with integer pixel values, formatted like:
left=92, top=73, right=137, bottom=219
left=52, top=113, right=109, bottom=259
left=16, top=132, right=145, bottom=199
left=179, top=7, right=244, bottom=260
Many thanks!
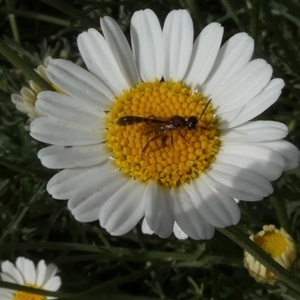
left=254, top=231, right=289, bottom=258
left=244, top=225, right=297, bottom=285
left=105, top=80, right=220, bottom=188
left=13, top=284, right=46, bottom=300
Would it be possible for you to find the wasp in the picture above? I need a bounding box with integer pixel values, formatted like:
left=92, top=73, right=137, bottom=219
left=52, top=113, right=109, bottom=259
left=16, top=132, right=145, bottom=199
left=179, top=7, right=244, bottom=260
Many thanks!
left=116, top=100, right=211, bottom=152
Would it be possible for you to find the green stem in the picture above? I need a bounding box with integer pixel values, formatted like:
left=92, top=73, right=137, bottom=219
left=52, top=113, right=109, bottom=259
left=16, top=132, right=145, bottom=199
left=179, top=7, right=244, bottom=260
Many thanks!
left=5, top=0, right=20, bottom=44
left=250, top=0, right=260, bottom=44
left=256, top=48, right=300, bottom=102
left=0, top=242, right=237, bottom=266
left=0, top=89, right=11, bottom=102
left=270, top=196, right=292, bottom=234
left=82, top=265, right=156, bottom=294
left=0, top=8, right=71, bottom=26
left=185, top=0, right=209, bottom=29
left=0, top=281, right=75, bottom=299
left=0, top=206, right=29, bottom=243
left=39, top=0, right=98, bottom=29
left=218, top=226, right=300, bottom=293
left=0, top=281, right=161, bottom=300
left=262, top=1, right=300, bottom=76
left=220, top=0, right=245, bottom=31
left=0, top=157, right=47, bottom=180
left=0, top=38, right=53, bottom=91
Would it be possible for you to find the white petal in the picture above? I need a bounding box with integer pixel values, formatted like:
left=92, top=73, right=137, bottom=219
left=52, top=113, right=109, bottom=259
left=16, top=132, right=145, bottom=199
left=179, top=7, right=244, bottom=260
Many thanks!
left=163, top=10, right=193, bottom=81
left=221, top=121, right=288, bottom=142
left=35, top=260, right=46, bottom=287
left=1, top=273, right=17, bottom=283
left=43, top=276, right=61, bottom=292
left=11, top=94, right=30, bottom=114
left=191, top=179, right=240, bottom=227
left=20, top=86, right=36, bottom=100
left=77, top=29, right=130, bottom=95
left=202, top=33, right=254, bottom=97
left=253, top=140, right=300, bottom=171
left=0, top=290, right=13, bottom=298
left=47, top=59, right=114, bottom=110
left=36, top=91, right=105, bottom=128
left=184, top=23, right=224, bottom=88
left=217, top=142, right=285, bottom=181
left=16, top=257, right=36, bottom=285
left=171, top=184, right=215, bottom=240
left=213, top=59, right=273, bottom=112
left=69, top=162, right=123, bottom=222
left=202, top=163, right=273, bottom=201
left=38, top=144, right=109, bottom=169
left=144, top=182, right=174, bottom=238
left=42, top=264, right=59, bottom=287
left=99, top=179, right=145, bottom=235
left=173, top=222, right=188, bottom=240
left=141, top=217, right=154, bottom=235
left=131, top=9, right=163, bottom=81
left=101, top=16, right=140, bottom=87
left=47, top=165, right=106, bottom=200
left=1, top=261, right=24, bottom=285
left=30, top=117, right=104, bottom=146
left=219, top=78, right=285, bottom=128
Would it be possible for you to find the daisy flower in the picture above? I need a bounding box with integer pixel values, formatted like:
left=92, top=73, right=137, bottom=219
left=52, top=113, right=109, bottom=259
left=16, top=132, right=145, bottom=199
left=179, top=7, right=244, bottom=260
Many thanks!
left=30, top=9, right=299, bottom=240
left=244, top=225, right=297, bottom=284
left=11, top=56, right=53, bottom=120
left=0, top=257, right=61, bottom=299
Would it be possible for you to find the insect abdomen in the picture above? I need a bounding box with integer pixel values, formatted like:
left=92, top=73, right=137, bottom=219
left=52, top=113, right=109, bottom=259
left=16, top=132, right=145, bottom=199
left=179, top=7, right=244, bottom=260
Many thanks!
left=116, top=116, right=146, bottom=126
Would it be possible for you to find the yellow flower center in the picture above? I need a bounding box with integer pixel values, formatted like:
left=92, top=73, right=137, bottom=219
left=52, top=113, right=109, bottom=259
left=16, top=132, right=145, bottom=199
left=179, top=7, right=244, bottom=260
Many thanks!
left=13, top=284, right=45, bottom=300
left=106, top=80, right=220, bottom=188
left=254, top=231, right=290, bottom=258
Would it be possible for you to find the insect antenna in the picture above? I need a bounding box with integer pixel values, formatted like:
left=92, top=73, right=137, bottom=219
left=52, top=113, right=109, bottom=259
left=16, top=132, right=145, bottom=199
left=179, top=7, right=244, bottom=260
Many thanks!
left=197, top=99, right=212, bottom=130
left=200, top=99, right=212, bottom=120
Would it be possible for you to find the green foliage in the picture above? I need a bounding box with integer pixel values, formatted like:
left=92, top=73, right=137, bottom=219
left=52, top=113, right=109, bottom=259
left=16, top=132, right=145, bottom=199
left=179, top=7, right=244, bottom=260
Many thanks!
left=0, top=0, right=299, bottom=299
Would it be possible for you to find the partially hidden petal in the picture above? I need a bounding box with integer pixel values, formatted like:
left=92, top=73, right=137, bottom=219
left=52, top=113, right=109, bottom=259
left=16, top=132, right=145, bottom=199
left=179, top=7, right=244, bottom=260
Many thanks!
left=38, top=144, right=109, bottom=169
left=191, top=179, right=241, bottom=227
left=171, top=184, right=215, bottom=240
left=221, top=121, right=288, bottom=142
left=101, top=16, right=140, bottom=87
left=202, top=33, right=254, bottom=98
left=216, top=142, right=285, bottom=181
left=77, top=29, right=130, bottom=95
left=202, top=163, right=273, bottom=201
left=99, top=179, right=145, bottom=235
left=47, top=59, right=114, bottom=110
left=30, top=117, right=104, bottom=146
left=144, top=182, right=174, bottom=238
left=184, top=23, right=223, bottom=89
left=219, top=78, right=284, bottom=128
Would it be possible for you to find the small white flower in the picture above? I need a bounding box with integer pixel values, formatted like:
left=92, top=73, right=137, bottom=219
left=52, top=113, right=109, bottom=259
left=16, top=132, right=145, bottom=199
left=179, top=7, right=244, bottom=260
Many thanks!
left=11, top=57, right=53, bottom=120
left=30, top=9, right=299, bottom=240
left=0, top=256, right=61, bottom=299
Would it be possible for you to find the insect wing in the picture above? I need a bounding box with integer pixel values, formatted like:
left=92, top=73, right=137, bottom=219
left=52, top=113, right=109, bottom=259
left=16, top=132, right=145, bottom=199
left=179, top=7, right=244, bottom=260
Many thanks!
left=116, top=116, right=166, bottom=126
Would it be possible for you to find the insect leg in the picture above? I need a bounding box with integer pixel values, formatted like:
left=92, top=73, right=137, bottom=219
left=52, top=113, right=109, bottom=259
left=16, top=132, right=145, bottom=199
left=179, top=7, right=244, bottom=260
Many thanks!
left=161, top=134, right=168, bottom=147
left=179, top=130, right=189, bottom=144
left=146, top=114, right=158, bottom=120
left=142, top=133, right=163, bottom=152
